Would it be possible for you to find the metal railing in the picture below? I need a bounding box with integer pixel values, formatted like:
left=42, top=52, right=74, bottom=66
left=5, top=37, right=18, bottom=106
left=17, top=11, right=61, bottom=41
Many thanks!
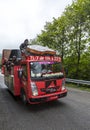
left=65, top=78, right=90, bottom=86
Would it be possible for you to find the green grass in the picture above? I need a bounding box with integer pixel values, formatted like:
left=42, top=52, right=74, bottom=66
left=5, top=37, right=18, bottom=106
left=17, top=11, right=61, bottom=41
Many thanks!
left=66, top=83, right=90, bottom=92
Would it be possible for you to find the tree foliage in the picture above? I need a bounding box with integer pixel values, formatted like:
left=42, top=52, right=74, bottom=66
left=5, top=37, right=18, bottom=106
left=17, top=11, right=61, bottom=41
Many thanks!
left=37, top=0, right=90, bottom=80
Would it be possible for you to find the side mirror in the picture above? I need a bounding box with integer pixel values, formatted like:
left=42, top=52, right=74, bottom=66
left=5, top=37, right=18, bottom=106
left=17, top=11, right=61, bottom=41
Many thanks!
left=18, top=69, right=23, bottom=79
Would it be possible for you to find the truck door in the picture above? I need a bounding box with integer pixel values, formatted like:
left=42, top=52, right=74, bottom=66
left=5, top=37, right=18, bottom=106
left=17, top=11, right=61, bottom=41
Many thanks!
left=20, top=64, right=29, bottom=104
left=21, top=64, right=28, bottom=92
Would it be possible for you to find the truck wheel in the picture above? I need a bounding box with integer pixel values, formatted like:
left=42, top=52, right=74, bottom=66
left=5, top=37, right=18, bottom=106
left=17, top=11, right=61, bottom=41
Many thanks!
left=20, top=89, right=27, bottom=104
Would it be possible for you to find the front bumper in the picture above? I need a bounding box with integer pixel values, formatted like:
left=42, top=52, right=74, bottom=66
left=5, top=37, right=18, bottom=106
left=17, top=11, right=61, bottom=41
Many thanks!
left=29, top=90, right=67, bottom=104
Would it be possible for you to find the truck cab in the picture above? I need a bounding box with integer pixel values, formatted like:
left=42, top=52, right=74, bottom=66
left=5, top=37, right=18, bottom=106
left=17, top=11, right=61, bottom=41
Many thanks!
left=19, top=55, right=67, bottom=104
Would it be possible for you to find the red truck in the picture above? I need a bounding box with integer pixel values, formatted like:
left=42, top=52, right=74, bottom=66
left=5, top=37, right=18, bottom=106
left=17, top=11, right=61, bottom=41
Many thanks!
left=2, top=43, right=67, bottom=104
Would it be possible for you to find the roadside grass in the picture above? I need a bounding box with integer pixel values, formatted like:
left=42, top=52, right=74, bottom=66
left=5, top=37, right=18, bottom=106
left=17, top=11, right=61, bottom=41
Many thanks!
left=66, top=83, right=90, bottom=92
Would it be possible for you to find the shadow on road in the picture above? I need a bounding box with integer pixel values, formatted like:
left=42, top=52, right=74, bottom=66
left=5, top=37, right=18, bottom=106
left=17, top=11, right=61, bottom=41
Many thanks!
left=0, top=87, right=68, bottom=112
left=27, top=100, right=67, bottom=112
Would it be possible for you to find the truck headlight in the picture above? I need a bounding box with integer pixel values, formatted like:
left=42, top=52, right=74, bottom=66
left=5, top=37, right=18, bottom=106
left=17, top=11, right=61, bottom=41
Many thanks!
left=31, top=82, right=38, bottom=96
left=62, top=79, right=66, bottom=91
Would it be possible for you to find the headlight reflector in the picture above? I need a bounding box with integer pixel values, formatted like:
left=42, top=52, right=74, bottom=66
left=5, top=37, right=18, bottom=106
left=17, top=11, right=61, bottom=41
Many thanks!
left=31, top=82, right=38, bottom=96
left=62, top=79, right=66, bottom=91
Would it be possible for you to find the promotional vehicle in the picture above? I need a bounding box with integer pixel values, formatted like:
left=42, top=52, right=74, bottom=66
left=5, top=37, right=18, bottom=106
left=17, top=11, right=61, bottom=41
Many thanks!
left=2, top=41, right=67, bottom=104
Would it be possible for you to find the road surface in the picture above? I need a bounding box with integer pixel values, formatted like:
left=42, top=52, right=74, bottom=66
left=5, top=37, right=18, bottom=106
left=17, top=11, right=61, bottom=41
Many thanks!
left=0, top=74, right=90, bottom=130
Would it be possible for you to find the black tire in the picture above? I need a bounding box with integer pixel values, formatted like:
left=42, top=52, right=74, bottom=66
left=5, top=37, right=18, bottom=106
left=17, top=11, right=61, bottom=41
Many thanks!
left=20, top=89, right=27, bottom=105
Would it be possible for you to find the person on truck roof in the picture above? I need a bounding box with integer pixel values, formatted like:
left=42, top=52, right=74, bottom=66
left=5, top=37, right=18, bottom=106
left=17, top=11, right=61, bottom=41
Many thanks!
left=19, top=39, right=29, bottom=51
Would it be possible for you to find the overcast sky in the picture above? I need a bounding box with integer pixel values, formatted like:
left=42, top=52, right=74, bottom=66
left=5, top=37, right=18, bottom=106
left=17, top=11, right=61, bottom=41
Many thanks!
left=0, top=0, right=73, bottom=53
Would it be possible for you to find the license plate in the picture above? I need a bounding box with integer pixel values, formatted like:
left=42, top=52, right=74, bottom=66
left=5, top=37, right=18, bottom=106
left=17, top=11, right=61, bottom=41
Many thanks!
left=46, top=88, right=57, bottom=93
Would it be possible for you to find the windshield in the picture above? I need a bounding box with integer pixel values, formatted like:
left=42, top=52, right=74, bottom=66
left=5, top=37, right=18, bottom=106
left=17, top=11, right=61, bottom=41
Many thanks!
left=30, top=61, right=64, bottom=80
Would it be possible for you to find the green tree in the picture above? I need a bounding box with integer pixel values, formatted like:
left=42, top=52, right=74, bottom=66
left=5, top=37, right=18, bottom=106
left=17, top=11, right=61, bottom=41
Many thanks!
left=37, top=0, right=90, bottom=80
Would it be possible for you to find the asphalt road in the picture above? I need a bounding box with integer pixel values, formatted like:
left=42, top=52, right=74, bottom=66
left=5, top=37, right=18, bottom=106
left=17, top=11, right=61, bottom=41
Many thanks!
left=0, top=74, right=90, bottom=130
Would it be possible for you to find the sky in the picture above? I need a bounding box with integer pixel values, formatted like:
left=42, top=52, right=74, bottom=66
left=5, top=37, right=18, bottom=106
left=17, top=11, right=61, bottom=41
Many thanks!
left=0, top=0, right=73, bottom=53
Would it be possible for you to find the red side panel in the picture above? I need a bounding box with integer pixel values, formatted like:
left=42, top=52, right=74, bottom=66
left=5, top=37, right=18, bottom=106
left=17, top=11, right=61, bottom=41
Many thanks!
left=13, top=66, right=21, bottom=96
left=1, top=66, right=5, bottom=74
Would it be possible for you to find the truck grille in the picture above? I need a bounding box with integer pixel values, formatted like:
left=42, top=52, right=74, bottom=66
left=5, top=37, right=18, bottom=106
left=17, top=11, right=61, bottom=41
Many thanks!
left=45, top=80, right=56, bottom=88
